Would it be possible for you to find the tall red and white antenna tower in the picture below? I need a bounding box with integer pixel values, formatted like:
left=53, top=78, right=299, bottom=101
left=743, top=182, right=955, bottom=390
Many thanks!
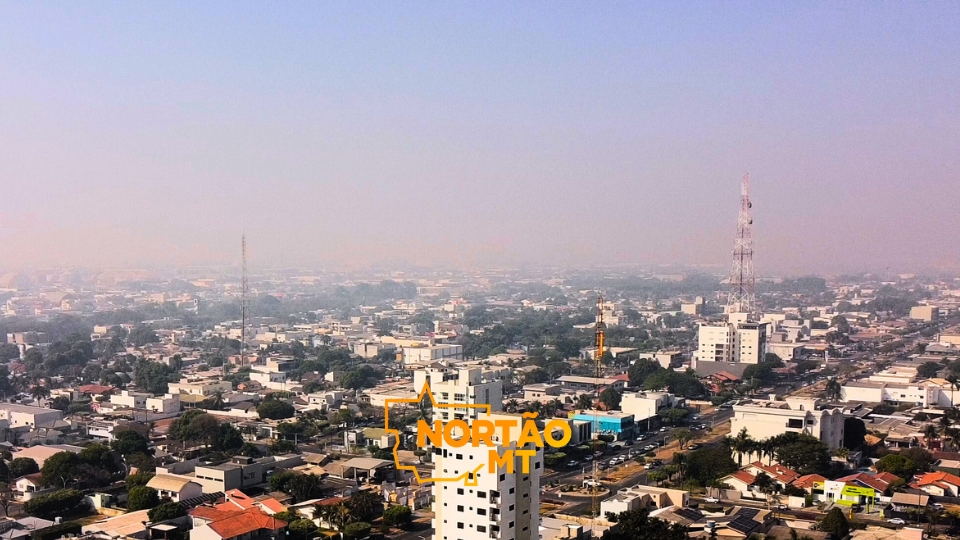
left=727, top=173, right=756, bottom=315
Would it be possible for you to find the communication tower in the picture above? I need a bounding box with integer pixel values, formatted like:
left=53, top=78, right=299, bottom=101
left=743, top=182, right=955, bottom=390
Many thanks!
left=727, top=173, right=756, bottom=315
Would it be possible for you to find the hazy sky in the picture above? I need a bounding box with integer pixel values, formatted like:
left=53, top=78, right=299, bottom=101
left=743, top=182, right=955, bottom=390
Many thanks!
left=1, top=3, right=958, bottom=274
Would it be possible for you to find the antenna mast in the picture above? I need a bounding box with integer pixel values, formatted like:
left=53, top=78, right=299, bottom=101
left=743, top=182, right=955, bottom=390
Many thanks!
left=240, top=234, right=249, bottom=368
left=592, top=295, right=605, bottom=523
left=727, top=173, right=756, bottom=315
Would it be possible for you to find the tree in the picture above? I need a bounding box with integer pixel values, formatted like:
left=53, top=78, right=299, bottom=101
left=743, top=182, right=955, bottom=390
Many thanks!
left=772, top=433, right=831, bottom=475
left=111, top=431, right=152, bottom=456
left=348, top=490, right=384, bottom=523
left=918, top=362, right=942, bottom=379
left=382, top=504, right=413, bottom=528
left=148, top=501, right=186, bottom=522
left=830, top=315, right=851, bottom=334
left=30, top=385, right=51, bottom=403
left=628, top=359, right=664, bottom=388
left=0, top=343, right=20, bottom=361
left=128, top=325, right=160, bottom=347
left=40, top=451, right=82, bottom=488
left=286, top=473, right=324, bottom=503
left=257, top=399, right=296, bottom=420
left=126, top=472, right=155, bottom=488
left=0, top=483, right=13, bottom=517
left=171, top=409, right=220, bottom=447
left=819, top=507, right=850, bottom=539
left=600, top=388, right=622, bottom=410
left=23, top=489, right=86, bottom=518
left=602, top=508, right=689, bottom=540
left=823, top=378, right=842, bottom=401
left=843, top=418, right=867, bottom=450
left=875, top=453, right=917, bottom=478
left=134, top=361, right=176, bottom=394
left=10, top=457, right=39, bottom=478
left=216, top=423, right=244, bottom=452
left=289, top=518, right=318, bottom=540
left=49, top=396, right=71, bottom=411
left=343, top=522, right=372, bottom=540
left=576, top=394, right=594, bottom=409
left=127, top=486, right=160, bottom=511
left=658, top=408, right=689, bottom=426
left=673, top=428, right=693, bottom=449
left=686, top=446, right=738, bottom=486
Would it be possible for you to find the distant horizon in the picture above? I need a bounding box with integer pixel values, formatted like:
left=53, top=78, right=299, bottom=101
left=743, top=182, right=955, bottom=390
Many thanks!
left=2, top=3, right=958, bottom=273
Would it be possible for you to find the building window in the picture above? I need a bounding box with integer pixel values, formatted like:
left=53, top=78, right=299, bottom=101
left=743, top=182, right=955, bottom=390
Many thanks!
left=509, top=504, right=515, bottom=511
left=478, top=526, right=487, bottom=533
left=478, top=509, right=486, bottom=516
left=457, top=506, right=464, bottom=512
left=509, top=522, right=515, bottom=528
left=457, top=523, right=464, bottom=529
left=509, top=488, right=515, bottom=494
left=478, top=491, right=486, bottom=498
left=457, top=488, right=464, bottom=495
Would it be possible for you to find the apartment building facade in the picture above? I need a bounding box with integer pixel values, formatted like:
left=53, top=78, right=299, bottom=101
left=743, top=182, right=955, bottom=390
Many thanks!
left=730, top=398, right=845, bottom=450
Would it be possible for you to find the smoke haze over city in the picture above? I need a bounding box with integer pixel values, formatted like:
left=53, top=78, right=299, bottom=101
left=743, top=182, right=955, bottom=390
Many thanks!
left=1, top=3, right=959, bottom=274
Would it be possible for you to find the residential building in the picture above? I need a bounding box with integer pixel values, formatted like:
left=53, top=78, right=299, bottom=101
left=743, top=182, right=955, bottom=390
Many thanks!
left=555, top=375, right=626, bottom=393
left=11, top=444, right=82, bottom=468
left=414, top=367, right=503, bottom=422
left=169, top=379, right=233, bottom=397
left=0, top=404, right=62, bottom=429
left=600, top=485, right=687, bottom=517
left=694, top=313, right=769, bottom=370
left=110, top=390, right=151, bottom=409
left=190, top=507, right=287, bottom=540
left=523, top=383, right=561, bottom=401
left=147, top=474, right=204, bottom=502
left=401, top=344, right=464, bottom=364
left=729, top=398, right=845, bottom=449
left=909, top=305, right=938, bottom=322
left=432, top=412, right=543, bottom=540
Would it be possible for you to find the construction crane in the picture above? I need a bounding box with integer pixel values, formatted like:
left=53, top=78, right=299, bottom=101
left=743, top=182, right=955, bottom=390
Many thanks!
left=591, top=294, right=605, bottom=524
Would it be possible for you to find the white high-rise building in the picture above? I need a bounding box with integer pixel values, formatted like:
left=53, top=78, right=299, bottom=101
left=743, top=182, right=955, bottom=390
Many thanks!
left=414, top=367, right=503, bottom=421
left=431, top=412, right=542, bottom=540
left=695, top=312, right=769, bottom=366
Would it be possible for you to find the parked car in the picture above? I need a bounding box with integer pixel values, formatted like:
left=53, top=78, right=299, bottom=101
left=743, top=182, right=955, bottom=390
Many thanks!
left=687, top=443, right=700, bottom=450
left=887, top=518, right=905, bottom=525
left=597, top=463, right=608, bottom=471
left=566, top=460, right=579, bottom=467
left=659, top=427, right=669, bottom=432
left=704, top=497, right=719, bottom=503
left=624, top=439, right=634, bottom=446
left=584, top=455, right=593, bottom=462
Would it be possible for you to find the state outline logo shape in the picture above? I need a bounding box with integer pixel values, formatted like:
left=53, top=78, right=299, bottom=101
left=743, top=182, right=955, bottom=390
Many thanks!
left=384, top=381, right=491, bottom=486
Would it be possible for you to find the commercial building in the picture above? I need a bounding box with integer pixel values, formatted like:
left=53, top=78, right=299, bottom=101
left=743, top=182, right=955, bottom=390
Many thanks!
left=729, top=398, right=845, bottom=450
left=0, top=404, right=63, bottom=430
left=571, top=410, right=635, bottom=440
left=600, top=485, right=688, bottom=517
left=909, top=305, right=939, bottom=322
left=555, top=375, right=626, bottom=393
left=169, top=378, right=233, bottom=397
left=619, top=391, right=682, bottom=429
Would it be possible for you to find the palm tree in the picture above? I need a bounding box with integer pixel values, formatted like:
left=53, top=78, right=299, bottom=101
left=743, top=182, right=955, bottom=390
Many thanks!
left=835, top=447, right=851, bottom=461
left=762, top=439, right=777, bottom=466
left=924, top=424, right=940, bottom=449
left=947, top=374, right=960, bottom=407
left=505, top=399, right=520, bottom=413
left=731, top=428, right=754, bottom=467
left=210, top=389, right=226, bottom=410
left=550, top=398, right=565, bottom=415
left=824, top=378, right=842, bottom=401
left=30, top=385, right=50, bottom=404
left=576, top=394, right=593, bottom=410
left=673, top=452, right=687, bottom=483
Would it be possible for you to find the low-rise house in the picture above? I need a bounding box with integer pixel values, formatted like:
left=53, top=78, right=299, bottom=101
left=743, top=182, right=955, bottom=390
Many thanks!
left=191, top=507, right=287, bottom=540
left=0, top=517, right=56, bottom=540
left=12, top=473, right=49, bottom=501
left=600, top=485, right=688, bottom=517
left=147, top=474, right=204, bottom=502
left=913, top=471, right=960, bottom=496
left=11, top=444, right=82, bottom=468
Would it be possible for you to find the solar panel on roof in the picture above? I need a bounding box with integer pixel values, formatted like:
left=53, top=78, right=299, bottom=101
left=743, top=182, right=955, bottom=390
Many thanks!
left=736, top=507, right=759, bottom=519
left=674, top=508, right=703, bottom=521
left=727, top=516, right=758, bottom=534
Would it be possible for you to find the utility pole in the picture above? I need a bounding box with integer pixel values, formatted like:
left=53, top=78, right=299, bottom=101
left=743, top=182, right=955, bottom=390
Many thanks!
left=727, top=173, right=756, bottom=316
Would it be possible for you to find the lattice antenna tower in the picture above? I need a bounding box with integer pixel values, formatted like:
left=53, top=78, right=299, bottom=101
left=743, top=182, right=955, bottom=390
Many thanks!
left=240, top=234, right=249, bottom=368
left=727, top=173, right=756, bottom=315
left=592, top=295, right=605, bottom=522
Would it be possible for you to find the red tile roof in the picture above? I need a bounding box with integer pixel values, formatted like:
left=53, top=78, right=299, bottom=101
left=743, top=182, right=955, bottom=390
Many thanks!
left=792, top=474, right=826, bottom=489
left=836, top=472, right=893, bottom=491
left=727, top=471, right=757, bottom=485
left=916, top=471, right=960, bottom=487
left=206, top=508, right=287, bottom=539
left=749, top=462, right=800, bottom=484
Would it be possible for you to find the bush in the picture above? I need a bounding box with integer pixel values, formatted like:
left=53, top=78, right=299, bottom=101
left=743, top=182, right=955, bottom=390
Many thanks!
left=127, top=486, right=160, bottom=511
left=289, top=518, right=318, bottom=539
left=544, top=453, right=567, bottom=468
left=23, top=489, right=87, bottom=518
left=257, top=399, right=296, bottom=420
left=382, top=505, right=413, bottom=528
left=31, top=521, right=81, bottom=540
left=343, top=522, right=372, bottom=539
left=148, top=502, right=186, bottom=522
left=126, top=472, right=155, bottom=488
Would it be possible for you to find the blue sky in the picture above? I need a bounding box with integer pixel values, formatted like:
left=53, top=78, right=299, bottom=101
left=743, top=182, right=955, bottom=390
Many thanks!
left=1, top=3, right=958, bottom=272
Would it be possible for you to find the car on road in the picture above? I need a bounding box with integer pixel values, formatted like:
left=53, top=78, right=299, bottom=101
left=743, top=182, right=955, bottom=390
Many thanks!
left=659, top=427, right=669, bottom=432
left=775, top=504, right=788, bottom=511
left=636, top=434, right=649, bottom=441
left=566, top=460, right=579, bottom=467
left=887, top=518, right=905, bottom=525
left=597, top=463, right=608, bottom=471
left=624, top=439, right=634, bottom=446
left=644, top=444, right=656, bottom=451
left=584, top=455, right=593, bottom=462
left=687, top=443, right=700, bottom=450
left=643, top=463, right=659, bottom=470
left=704, top=497, right=719, bottom=503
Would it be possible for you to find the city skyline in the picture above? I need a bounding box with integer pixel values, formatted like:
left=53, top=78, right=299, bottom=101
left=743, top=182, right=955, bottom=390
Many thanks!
left=2, top=3, right=959, bottom=273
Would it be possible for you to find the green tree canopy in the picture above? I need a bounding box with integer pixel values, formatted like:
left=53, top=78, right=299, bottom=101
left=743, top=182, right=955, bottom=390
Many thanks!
left=148, top=501, right=186, bottom=522
left=257, top=398, right=296, bottom=420
left=382, top=505, right=413, bottom=528
left=602, top=508, right=689, bottom=540
left=686, top=446, right=738, bottom=486
left=127, top=486, right=160, bottom=511
left=9, top=458, right=39, bottom=479
left=819, top=507, right=850, bottom=539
